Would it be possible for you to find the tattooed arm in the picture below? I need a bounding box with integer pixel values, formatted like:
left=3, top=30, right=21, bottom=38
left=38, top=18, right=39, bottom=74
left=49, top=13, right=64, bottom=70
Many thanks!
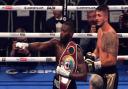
left=101, top=31, right=119, bottom=67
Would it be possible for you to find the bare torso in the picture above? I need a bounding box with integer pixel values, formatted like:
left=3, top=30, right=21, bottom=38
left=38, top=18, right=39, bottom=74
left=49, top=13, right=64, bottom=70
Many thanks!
left=29, top=38, right=87, bottom=81
left=55, top=41, right=66, bottom=64
left=96, top=26, right=118, bottom=66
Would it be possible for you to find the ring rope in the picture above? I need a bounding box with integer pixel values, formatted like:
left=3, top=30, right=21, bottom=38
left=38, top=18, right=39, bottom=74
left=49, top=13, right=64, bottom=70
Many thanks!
left=0, top=57, right=56, bottom=62
left=0, top=33, right=127, bottom=38
left=0, top=5, right=128, bottom=11
left=0, top=56, right=127, bottom=62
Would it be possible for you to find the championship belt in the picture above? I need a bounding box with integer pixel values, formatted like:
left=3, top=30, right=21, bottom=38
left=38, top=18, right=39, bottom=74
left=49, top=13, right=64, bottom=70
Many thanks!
left=59, top=41, right=77, bottom=89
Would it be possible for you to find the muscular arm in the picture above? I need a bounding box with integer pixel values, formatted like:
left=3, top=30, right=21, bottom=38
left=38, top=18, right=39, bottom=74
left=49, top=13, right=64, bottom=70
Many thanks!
left=93, top=29, right=100, bottom=58
left=70, top=46, right=87, bottom=81
left=93, top=45, right=99, bottom=58
left=11, top=41, right=30, bottom=57
left=29, top=38, right=57, bottom=51
left=101, top=31, right=119, bottom=67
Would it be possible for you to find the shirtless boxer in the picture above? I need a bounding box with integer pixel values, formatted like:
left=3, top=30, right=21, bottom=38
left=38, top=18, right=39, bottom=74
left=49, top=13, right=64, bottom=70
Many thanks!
left=85, top=5, right=119, bottom=89
left=15, top=21, right=87, bottom=89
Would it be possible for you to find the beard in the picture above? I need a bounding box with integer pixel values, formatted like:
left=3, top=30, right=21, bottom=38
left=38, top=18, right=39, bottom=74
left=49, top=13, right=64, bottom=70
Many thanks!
left=60, top=35, right=71, bottom=44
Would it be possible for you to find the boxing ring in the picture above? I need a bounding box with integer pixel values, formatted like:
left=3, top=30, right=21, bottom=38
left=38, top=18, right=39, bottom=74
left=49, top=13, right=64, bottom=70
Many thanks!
left=0, top=5, right=128, bottom=89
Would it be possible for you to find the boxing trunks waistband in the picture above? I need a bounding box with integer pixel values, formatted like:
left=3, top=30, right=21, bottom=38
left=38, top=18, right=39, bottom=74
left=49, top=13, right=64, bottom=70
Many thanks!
left=96, top=65, right=117, bottom=74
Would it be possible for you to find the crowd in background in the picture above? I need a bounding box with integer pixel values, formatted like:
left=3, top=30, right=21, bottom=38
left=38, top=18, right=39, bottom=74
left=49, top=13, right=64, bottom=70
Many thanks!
left=0, top=0, right=128, bottom=59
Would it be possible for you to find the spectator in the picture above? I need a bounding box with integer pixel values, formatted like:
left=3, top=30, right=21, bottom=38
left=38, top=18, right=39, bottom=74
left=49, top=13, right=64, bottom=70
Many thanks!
left=45, top=0, right=64, bottom=32
left=89, top=74, right=104, bottom=89
left=80, top=10, right=97, bottom=55
left=7, top=28, right=37, bottom=74
left=118, top=11, right=128, bottom=55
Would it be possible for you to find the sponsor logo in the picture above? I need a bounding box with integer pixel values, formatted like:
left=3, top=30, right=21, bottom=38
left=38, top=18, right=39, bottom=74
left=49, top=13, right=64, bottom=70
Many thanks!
left=76, top=6, right=96, bottom=10
left=46, top=58, right=52, bottom=62
left=2, top=57, right=6, bottom=62
left=47, top=6, right=55, bottom=9
left=87, top=33, right=93, bottom=36
left=117, top=34, right=123, bottom=38
left=50, top=33, right=55, bottom=36
left=3, top=6, right=13, bottom=10
left=19, top=33, right=25, bottom=37
left=6, top=69, right=55, bottom=74
left=20, top=58, right=27, bottom=62
left=24, top=6, right=44, bottom=10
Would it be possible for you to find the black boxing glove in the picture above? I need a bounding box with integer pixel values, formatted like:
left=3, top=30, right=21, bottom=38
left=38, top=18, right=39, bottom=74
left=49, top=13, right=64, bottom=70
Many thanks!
left=85, top=52, right=96, bottom=61
left=84, top=58, right=95, bottom=73
left=85, top=59, right=102, bottom=73
left=85, top=52, right=101, bottom=73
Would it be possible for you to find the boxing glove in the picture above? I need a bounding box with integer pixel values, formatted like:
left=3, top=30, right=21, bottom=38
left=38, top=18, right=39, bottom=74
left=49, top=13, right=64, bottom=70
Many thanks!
left=16, top=42, right=29, bottom=49
left=56, top=65, right=70, bottom=77
left=84, top=59, right=95, bottom=73
left=85, top=58, right=101, bottom=73
left=85, top=52, right=96, bottom=61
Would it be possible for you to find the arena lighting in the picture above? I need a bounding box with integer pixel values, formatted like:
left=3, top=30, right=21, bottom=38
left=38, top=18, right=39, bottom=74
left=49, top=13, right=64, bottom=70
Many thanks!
left=0, top=56, right=127, bottom=62
left=0, top=5, right=128, bottom=11
left=0, top=33, right=127, bottom=38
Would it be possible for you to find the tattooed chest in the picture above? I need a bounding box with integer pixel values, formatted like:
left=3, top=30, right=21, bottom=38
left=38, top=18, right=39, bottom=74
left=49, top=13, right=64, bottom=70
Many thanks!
left=98, top=32, right=118, bottom=56
left=98, top=33, right=110, bottom=52
left=101, top=35, right=108, bottom=52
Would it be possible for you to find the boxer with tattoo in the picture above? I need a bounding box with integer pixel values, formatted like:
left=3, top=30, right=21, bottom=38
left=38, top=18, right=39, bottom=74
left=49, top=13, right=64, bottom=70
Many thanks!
left=85, top=5, right=119, bottom=89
